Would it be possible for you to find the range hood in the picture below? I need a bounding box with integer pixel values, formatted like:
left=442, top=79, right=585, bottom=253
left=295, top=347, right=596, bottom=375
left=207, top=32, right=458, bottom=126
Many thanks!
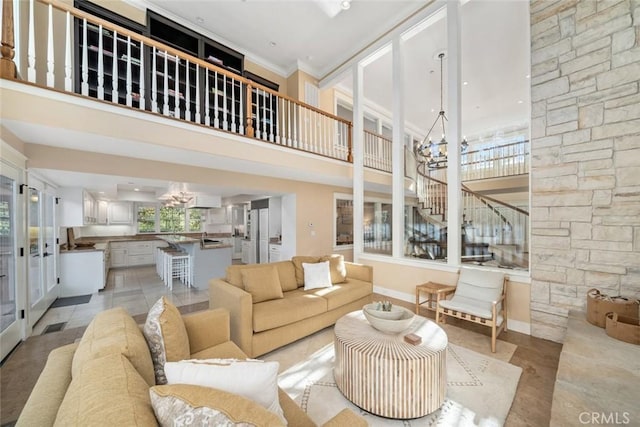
left=187, top=195, right=221, bottom=209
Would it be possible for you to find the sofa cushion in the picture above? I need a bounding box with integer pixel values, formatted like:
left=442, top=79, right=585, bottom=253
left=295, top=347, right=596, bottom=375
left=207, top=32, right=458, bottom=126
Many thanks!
left=305, top=278, right=373, bottom=311
left=321, top=254, right=347, bottom=284
left=302, top=261, right=332, bottom=290
left=227, top=261, right=298, bottom=292
left=242, top=265, right=284, bottom=303
left=55, top=353, right=156, bottom=426
left=150, top=384, right=284, bottom=427
left=143, top=296, right=191, bottom=385
left=253, top=293, right=327, bottom=333
left=292, top=256, right=322, bottom=286
left=164, top=358, right=285, bottom=424
left=72, top=307, right=155, bottom=387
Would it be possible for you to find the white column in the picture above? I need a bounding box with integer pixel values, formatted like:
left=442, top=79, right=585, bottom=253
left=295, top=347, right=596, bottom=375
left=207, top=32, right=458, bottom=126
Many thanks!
left=391, top=36, right=405, bottom=259
left=353, top=63, right=364, bottom=261
left=446, top=0, right=462, bottom=266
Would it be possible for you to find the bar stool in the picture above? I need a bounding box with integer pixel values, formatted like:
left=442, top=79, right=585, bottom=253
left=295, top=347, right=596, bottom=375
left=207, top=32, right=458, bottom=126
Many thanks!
left=158, top=246, right=182, bottom=285
left=164, top=250, right=192, bottom=290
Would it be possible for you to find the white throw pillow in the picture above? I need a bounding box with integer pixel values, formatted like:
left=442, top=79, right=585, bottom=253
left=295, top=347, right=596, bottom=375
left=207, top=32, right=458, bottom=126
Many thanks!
left=302, top=261, right=332, bottom=290
left=164, top=358, right=286, bottom=425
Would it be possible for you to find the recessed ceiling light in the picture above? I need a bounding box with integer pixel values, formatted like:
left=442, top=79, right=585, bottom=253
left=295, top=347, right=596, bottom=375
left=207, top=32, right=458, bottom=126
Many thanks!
left=134, top=188, right=140, bottom=192
left=430, top=108, right=435, bottom=113
left=341, top=0, right=351, bottom=10
left=270, top=41, right=276, bottom=47
left=463, top=81, right=468, bottom=86
left=517, top=100, right=524, bottom=104
left=525, top=74, right=530, bottom=79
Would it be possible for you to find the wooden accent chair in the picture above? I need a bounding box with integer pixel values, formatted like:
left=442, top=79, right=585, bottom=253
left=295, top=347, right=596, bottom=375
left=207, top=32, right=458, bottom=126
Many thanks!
left=436, top=268, right=507, bottom=353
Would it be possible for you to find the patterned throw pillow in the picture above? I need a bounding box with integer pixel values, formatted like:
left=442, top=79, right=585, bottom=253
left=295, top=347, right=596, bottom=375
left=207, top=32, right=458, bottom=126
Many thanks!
left=164, top=358, right=286, bottom=425
left=149, top=384, right=285, bottom=427
left=143, top=296, right=190, bottom=385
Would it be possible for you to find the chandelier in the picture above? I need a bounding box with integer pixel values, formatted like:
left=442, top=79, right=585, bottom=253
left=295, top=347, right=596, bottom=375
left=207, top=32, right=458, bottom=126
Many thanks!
left=416, top=52, right=468, bottom=170
left=171, top=191, right=193, bottom=204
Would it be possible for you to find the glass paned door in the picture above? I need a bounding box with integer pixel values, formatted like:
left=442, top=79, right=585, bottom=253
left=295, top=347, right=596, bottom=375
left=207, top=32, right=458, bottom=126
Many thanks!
left=43, top=193, right=57, bottom=291
left=1, top=170, right=20, bottom=361
left=28, top=188, right=43, bottom=306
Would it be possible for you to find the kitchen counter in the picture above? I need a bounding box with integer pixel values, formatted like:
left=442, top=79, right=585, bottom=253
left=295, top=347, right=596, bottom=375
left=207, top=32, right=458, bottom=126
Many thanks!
left=158, top=235, right=233, bottom=290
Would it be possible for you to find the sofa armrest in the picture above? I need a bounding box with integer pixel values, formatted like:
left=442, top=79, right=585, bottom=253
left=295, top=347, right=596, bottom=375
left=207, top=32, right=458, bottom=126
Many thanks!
left=345, top=262, right=373, bottom=283
left=182, top=308, right=231, bottom=355
left=322, top=408, right=368, bottom=426
left=16, top=342, right=79, bottom=427
left=209, top=278, right=254, bottom=357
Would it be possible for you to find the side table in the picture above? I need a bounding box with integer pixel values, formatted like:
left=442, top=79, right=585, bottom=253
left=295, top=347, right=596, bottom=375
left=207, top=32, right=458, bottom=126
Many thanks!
left=415, top=281, right=456, bottom=316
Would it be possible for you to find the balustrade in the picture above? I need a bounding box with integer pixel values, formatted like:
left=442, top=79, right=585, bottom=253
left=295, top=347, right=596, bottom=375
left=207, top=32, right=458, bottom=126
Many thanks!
left=5, top=0, right=352, bottom=162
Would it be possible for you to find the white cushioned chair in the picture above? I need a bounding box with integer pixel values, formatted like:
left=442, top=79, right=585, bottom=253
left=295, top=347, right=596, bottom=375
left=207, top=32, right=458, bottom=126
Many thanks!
left=436, top=267, right=507, bottom=352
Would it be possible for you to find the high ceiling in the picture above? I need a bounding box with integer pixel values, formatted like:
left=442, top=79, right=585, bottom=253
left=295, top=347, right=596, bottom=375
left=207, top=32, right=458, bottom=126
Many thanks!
left=135, top=0, right=428, bottom=77
left=32, top=0, right=530, bottom=200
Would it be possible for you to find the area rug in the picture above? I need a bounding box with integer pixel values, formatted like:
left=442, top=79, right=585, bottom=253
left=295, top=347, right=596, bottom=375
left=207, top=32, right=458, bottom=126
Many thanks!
left=278, top=343, right=522, bottom=426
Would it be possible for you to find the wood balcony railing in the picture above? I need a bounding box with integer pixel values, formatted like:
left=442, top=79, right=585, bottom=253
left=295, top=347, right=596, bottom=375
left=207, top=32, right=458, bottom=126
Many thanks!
left=1, top=0, right=353, bottom=163
left=0, top=0, right=529, bottom=181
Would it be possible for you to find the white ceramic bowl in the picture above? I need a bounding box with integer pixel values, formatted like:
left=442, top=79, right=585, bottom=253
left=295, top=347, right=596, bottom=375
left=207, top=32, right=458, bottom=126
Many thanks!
left=363, top=303, right=405, bottom=320
left=363, top=305, right=415, bottom=334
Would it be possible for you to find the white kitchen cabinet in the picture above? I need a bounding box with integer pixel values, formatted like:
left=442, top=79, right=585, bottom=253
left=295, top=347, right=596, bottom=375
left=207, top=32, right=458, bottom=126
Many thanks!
left=97, top=200, right=109, bottom=225
left=269, top=244, right=281, bottom=262
left=128, top=241, right=154, bottom=266
left=241, top=240, right=251, bottom=264
left=108, top=202, right=133, bottom=224
left=110, top=250, right=128, bottom=268
left=233, top=237, right=243, bottom=259
left=59, top=250, right=105, bottom=296
left=58, top=187, right=98, bottom=226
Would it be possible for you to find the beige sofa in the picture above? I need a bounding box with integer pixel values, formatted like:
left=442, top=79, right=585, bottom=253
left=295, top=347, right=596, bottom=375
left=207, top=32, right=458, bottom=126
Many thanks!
left=209, top=256, right=373, bottom=358
left=17, top=306, right=365, bottom=426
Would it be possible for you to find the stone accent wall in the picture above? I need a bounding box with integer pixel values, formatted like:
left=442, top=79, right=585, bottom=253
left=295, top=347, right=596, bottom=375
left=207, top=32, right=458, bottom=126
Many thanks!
left=530, top=0, right=640, bottom=342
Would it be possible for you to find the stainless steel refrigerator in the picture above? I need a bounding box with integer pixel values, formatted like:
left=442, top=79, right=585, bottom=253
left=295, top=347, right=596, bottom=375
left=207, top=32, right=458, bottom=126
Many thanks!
left=250, top=208, right=269, bottom=263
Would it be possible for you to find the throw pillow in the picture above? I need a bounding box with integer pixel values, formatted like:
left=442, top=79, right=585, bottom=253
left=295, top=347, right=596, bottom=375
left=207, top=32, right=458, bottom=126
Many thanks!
left=143, top=296, right=190, bottom=385
left=321, top=254, right=347, bottom=284
left=164, top=358, right=286, bottom=425
left=291, top=255, right=322, bottom=286
left=55, top=353, right=157, bottom=426
left=241, top=265, right=284, bottom=303
left=302, top=261, right=332, bottom=290
left=149, top=384, right=285, bottom=427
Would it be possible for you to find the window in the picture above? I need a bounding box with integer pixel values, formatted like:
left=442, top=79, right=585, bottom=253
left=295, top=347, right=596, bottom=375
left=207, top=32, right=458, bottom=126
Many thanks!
left=136, top=204, right=203, bottom=233
left=335, top=198, right=353, bottom=246
left=137, top=205, right=156, bottom=233
left=188, top=209, right=204, bottom=232
left=160, top=206, right=186, bottom=233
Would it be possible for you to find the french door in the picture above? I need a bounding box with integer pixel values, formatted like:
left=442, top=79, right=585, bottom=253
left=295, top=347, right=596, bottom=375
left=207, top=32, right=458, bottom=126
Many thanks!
left=27, top=177, right=59, bottom=328
left=0, top=163, right=23, bottom=361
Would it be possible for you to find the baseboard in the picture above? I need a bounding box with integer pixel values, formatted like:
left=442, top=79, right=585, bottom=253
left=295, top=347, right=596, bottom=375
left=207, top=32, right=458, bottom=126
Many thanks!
left=373, top=285, right=532, bottom=335
left=507, top=319, right=531, bottom=335
left=373, top=286, right=414, bottom=304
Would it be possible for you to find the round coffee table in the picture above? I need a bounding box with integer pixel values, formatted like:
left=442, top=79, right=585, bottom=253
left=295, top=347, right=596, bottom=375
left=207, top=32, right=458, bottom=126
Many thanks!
left=333, top=310, right=447, bottom=419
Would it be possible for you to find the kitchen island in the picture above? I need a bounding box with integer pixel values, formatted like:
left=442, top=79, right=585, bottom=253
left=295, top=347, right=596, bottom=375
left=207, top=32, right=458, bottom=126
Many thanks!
left=156, top=235, right=232, bottom=290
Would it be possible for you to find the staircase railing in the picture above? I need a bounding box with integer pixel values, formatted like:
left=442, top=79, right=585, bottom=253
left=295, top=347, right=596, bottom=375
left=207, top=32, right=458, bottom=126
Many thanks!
left=413, top=161, right=529, bottom=268
left=3, top=0, right=353, bottom=162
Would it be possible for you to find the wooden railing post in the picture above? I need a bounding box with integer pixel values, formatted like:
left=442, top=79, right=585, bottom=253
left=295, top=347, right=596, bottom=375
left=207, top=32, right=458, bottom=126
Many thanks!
left=347, top=123, right=353, bottom=162
left=246, top=83, right=254, bottom=138
left=1, top=0, right=17, bottom=79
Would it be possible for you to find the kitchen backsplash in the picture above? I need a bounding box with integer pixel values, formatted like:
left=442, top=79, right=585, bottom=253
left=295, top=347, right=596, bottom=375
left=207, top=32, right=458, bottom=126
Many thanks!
left=204, top=224, right=232, bottom=234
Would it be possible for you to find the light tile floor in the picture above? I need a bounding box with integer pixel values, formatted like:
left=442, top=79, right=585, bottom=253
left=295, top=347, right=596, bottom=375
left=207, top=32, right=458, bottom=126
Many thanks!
left=31, top=266, right=210, bottom=336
